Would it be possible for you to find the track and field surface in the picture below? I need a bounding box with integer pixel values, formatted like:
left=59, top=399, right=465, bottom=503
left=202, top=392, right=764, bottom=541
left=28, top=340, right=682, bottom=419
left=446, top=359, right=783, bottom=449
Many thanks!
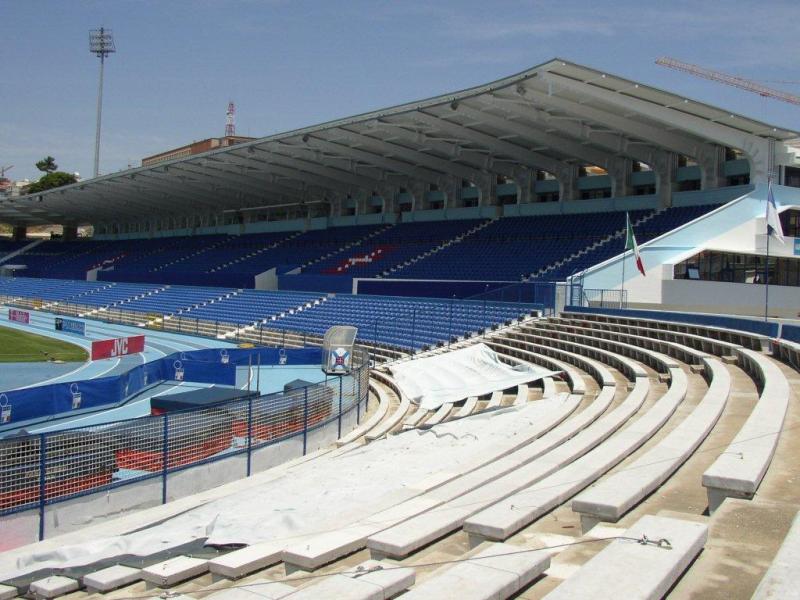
left=0, top=324, right=88, bottom=363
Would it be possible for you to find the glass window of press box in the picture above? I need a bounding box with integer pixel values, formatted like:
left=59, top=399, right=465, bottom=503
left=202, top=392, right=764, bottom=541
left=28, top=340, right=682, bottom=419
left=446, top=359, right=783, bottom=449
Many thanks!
left=674, top=250, right=800, bottom=287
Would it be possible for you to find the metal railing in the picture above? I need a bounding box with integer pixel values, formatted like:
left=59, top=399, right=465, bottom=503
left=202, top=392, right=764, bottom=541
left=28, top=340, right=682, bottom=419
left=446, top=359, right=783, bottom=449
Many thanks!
left=581, top=288, right=628, bottom=309
left=0, top=347, right=370, bottom=541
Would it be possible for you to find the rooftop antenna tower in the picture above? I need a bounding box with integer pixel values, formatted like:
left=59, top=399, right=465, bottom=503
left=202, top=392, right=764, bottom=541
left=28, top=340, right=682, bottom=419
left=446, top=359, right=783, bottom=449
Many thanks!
left=225, top=101, right=236, bottom=137
left=89, top=27, right=116, bottom=177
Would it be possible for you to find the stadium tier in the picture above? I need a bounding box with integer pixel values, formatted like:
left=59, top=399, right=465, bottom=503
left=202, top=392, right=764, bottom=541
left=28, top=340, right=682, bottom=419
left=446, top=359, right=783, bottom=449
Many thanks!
left=0, top=278, right=538, bottom=350
left=3, top=204, right=720, bottom=290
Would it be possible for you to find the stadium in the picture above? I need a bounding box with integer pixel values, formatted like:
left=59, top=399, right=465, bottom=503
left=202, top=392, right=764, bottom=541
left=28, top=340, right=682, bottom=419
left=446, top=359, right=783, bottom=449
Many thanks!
left=0, top=55, right=799, bottom=600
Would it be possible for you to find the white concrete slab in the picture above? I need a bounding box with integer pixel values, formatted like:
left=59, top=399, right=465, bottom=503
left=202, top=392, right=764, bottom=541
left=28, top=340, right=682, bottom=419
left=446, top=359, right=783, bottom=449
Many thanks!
left=205, top=579, right=295, bottom=600
left=542, top=515, right=707, bottom=599
left=573, top=357, right=729, bottom=528
left=83, top=564, right=141, bottom=592
left=141, top=556, right=208, bottom=587
left=208, top=542, right=284, bottom=579
left=0, top=585, right=15, bottom=600
left=400, top=542, right=550, bottom=599
left=702, top=349, right=790, bottom=512
left=29, top=575, right=79, bottom=599
left=455, top=396, right=478, bottom=418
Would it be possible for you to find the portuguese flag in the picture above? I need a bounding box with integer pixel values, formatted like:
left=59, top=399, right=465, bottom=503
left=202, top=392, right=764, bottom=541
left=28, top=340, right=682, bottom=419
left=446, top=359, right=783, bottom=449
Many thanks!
left=625, top=213, right=646, bottom=277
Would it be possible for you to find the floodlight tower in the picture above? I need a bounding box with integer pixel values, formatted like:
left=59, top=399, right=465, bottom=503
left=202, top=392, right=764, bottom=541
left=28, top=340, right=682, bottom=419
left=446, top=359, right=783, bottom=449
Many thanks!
left=89, top=27, right=116, bottom=178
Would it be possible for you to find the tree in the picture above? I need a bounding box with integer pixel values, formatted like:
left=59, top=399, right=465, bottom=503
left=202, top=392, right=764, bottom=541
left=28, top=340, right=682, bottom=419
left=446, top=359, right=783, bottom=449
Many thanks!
left=36, top=156, right=57, bottom=173
left=25, top=156, right=77, bottom=194
left=26, top=171, right=77, bottom=194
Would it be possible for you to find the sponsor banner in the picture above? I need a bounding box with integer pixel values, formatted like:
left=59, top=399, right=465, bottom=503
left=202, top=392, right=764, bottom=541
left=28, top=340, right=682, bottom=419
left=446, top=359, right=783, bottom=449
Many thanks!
left=8, top=309, right=30, bottom=324
left=91, top=334, right=145, bottom=361
left=55, top=317, right=86, bottom=336
left=794, top=238, right=800, bottom=256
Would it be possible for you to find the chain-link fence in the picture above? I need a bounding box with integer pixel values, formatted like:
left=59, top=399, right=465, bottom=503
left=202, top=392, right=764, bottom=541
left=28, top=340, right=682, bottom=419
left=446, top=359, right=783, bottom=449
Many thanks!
left=0, top=347, right=369, bottom=535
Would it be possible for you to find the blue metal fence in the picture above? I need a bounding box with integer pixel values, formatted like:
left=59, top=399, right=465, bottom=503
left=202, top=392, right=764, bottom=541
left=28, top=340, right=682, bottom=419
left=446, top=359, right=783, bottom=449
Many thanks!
left=0, top=347, right=370, bottom=542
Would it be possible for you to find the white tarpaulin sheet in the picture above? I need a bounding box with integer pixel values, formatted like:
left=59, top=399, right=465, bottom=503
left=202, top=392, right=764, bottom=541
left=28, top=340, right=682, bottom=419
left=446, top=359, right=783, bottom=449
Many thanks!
left=390, top=343, right=560, bottom=410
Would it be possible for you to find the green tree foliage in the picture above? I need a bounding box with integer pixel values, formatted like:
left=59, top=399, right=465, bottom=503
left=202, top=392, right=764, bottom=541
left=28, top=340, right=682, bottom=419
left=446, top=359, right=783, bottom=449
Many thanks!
left=26, top=171, right=77, bottom=194
left=26, top=156, right=76, bottom=194
left=35, top=156, right=57, bottom=173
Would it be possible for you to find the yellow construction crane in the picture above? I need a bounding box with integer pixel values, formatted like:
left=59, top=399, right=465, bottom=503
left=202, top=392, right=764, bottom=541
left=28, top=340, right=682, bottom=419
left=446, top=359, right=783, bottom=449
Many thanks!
left=656, top=57, right=800, bottom=107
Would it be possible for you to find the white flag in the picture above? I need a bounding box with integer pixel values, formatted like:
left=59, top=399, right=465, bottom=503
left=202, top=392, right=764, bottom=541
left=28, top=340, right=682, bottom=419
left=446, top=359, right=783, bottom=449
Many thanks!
left=766, top=181, right=784, bottom=244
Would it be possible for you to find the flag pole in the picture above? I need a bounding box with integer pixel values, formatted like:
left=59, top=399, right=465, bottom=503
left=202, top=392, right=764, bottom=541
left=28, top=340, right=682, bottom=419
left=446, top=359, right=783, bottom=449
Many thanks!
left=764, top=178, right=773, bottom=322
left=620, top=249, right=626, bottom=308
left=765, top=213, right=771, bottom=322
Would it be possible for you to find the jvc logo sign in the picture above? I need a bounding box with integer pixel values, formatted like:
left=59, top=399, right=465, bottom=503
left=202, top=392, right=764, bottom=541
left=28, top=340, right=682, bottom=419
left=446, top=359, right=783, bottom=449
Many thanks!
left=91, top=335, right=145, bottom=360
left=112, top=338, right=128, bottom=356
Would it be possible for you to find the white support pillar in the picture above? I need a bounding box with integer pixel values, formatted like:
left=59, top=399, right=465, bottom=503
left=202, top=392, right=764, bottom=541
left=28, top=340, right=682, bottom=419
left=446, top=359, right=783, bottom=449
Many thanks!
left=557, top=165, right=578, bottom=202
left=697, top=145, right=725, bottom=190
left=654, top=152, right=677, bottom=207
left=610, top=159, right=631, bottom=198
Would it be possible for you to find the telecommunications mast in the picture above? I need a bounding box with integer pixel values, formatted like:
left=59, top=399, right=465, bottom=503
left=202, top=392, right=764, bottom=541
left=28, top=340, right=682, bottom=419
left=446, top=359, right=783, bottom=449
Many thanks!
left=225, top=102, right=236, bottom=136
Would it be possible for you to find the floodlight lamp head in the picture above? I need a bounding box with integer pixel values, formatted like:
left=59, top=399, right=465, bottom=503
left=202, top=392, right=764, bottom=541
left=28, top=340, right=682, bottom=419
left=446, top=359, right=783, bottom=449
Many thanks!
left=89, top=28, right=116, bottom=57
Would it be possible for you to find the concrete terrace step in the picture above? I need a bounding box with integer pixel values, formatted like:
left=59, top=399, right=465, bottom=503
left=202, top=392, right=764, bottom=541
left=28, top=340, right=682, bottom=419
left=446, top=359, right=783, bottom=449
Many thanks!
left=573, top=356, right=730, bottom=530
left=285, top=559, right=414, bottom=599
left=542, top=515, right=708, bottom=600
left=702, top=348, right=790, bottom=512
left=282, top=397, right=580, bottom=571
left=400, top=542, right=550, bottom=600
left=463, top=368, right=687, bottom=542
left=366, top=372, right=640, bottom=559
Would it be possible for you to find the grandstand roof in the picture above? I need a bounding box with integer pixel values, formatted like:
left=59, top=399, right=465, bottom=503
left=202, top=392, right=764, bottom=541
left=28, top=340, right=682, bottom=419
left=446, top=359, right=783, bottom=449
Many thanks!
left=3, top=58, right=797, bottom=226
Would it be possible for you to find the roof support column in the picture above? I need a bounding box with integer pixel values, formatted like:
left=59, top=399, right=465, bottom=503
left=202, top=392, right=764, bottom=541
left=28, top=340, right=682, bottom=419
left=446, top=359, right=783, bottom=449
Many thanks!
left=610, top=159, right=631, bottom=198
left=654, top=152, right=677, bottom=208
left=377, top=186, right=396, bottom=214
left=557, top=165, right=578, bottom=202
left=518, top=169, right=533, bottom=204
left=477, top=173, right=494, bottom=207
left=12, top=226, right=27, bottom=242
left=444, top=177, right=460, bottom=209
left=697, top=145, right=725, bottom=190
left=62, top=226, right=78, bottom=242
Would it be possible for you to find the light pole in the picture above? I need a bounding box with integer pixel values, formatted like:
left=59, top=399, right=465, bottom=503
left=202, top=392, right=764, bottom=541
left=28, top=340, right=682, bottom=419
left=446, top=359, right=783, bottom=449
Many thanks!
left=89, top=28, right=115, bottom=178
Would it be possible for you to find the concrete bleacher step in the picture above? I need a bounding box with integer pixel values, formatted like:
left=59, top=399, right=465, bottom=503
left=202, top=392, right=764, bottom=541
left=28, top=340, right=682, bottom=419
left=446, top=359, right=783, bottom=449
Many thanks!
left=400, top=542, right=550, bottom=600
left=543, top=515, right=707, bottom=599
left=455, top=396, right=478, bottom=418
left=573, top=357, right=730, bottom=531
left=208, top=542, right=284, bottom=579
left=83, top=565, right=142, bottom=593
left=366, top=376, right=631, bottom=559
left=513, top=384, right=528, bottom=406
left=204, top=579, right=295, bottom=600
left=283, top=396, right=581, bottom=571
left=463, top=369, right=686, bottom=543
left=403, top=404, right=429, bottom=429
left=28, top=576, right=79, bottom=599
left=284, top=559, right=414, bottom=599
left=337, top=385, right=391, bottom=447
left=141, top=556, right=208, bottom=587
left=485, top=390, right=503, bottom=409
left=702, top=348, right=790, bottom=512
left=364, top=375, right=411, bottom=441
left=423, top=402, right=453, bottom=426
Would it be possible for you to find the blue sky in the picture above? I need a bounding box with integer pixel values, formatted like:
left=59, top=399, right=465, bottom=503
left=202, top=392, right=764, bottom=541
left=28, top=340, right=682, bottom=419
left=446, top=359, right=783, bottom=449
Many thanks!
left=2, top=0, right=799, bottom=182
